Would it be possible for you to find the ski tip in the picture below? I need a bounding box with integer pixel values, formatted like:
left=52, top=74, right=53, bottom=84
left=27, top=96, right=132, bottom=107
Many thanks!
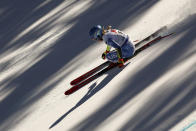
left=70, top=78, right=80, bottom=85
left=65, top=87, right=76, bottom=95
left=161, top=32, right=175, bottom=38
left=64, top=91, right=69, bottom=95
left=64, top=90, right=71, bottom=95
left=133, top=40, right=139, bottom=42
left=70, top=81, right=75, bottom=85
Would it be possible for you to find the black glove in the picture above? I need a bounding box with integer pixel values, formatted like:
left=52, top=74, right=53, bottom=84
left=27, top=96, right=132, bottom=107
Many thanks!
left=102, top=51, right=109, bottom=60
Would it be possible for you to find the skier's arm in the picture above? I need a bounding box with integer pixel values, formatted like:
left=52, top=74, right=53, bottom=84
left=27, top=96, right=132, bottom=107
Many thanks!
left=116, top=48, right=124, bottom=67
left=102, top=45, right=111, bottom=60
left=106, top=45, right=111, bottom=52
left=116, top=48, right=122, bottom=59
left=107, top=38, right=122, bottom=58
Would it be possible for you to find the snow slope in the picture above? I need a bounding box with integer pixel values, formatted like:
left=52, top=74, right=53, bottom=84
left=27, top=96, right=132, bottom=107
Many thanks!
left=0, top=0, right=195, bottom=131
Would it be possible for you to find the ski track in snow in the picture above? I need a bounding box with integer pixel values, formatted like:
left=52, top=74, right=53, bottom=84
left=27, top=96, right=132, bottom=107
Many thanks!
left=0, top=0, right=195, bottom=131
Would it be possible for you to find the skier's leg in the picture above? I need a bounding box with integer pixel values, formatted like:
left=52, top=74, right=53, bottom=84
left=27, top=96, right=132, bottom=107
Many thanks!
left=106, top=41, right=135, bottom=63
left=106, top=50, right=118, bottom=63
left=121, top=41, right=135, bottom=58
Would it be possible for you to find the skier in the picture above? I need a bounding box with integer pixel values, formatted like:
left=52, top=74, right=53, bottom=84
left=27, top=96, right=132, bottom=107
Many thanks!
left=89, top=25, right=135, bottom=67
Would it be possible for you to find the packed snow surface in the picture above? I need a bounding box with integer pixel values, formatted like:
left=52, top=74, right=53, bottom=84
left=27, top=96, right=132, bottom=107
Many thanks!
left=0, top=0, right=195, bottom=131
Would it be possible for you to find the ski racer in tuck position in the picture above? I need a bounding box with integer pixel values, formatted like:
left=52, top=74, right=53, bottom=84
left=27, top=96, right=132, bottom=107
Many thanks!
left=89, top=25, right=135, bottom=67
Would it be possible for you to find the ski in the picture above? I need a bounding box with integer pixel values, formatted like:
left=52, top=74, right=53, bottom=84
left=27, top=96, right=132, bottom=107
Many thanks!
left=134, top=26, right=167, bottom=48
left=65, top=32, right=174, bottom=95
left=70, top=26, right=168, bottom=86
left=70, top=61, right=110, bottom=85
left=134, top=32, right=174, bottom=56
left=65, top=63, right=117, bottom=95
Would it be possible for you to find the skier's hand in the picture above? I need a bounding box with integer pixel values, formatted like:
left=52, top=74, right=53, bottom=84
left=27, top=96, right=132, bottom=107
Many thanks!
left=102, top=51, right=109, bottom=60
left=118, top=58, right=124, bottom=68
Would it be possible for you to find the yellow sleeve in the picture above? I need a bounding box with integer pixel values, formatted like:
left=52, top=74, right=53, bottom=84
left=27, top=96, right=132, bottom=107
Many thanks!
left=106, top=45, right=111, bottom=52
left=116, top=48, right=122, bottom=59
